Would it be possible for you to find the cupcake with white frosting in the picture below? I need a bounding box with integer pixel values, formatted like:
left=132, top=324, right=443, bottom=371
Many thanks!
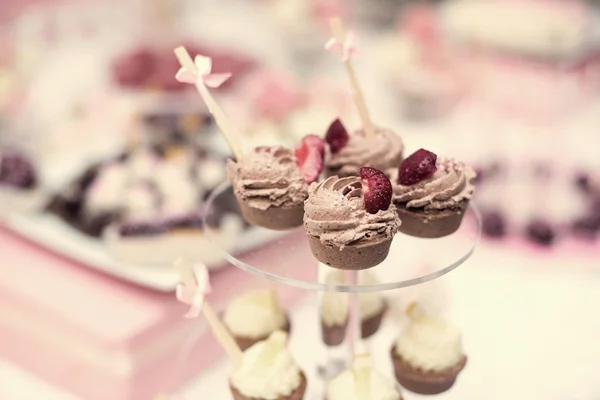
left=230, top=330, right=306, bottom=400
left=223, top=289, right=291, bottom=351
left=321, top=270, right=388, bottom=346
left=390, top=302, right=467, bottom=395
left=327, top=354, right=402, bottom=400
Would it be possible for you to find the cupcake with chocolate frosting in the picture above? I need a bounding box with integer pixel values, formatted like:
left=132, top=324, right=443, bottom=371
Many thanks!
left=391, top=302, right=467, bottom=395
left=227, top=146, right=309, bottom=230
left=304, top=167, right=400, bottom=270
left=230, top=330, right=306, bottom=400
left=324, top=119, right=404, bottom=178
left=389, top=149, right=476, bottom=238
left=223, top=289, right=291, bottom=351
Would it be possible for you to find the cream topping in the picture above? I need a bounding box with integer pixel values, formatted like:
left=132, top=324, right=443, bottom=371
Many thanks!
left=304, top=176, right=400, bottom=248
left=227, top=146, right=308, bottom=211
left=85, top=163, right=128, bottom=213
left=326, top=128, right=404, bottom=177
left=196, top=157, right=226, bottom=189
left=154, top=161, right=200, bottom=215
left=321, top=270, right=349, bottom=327
left=223, top=290, right=287, bottom=339
left=327, top=367, right=400, bottom=400
left=394, top=311, right=464, bottom=372
left=321, top=270, right=386, bottom=326
left=127, top=149, right=156, bottom=181
left=123, top=184, right=158, bottom=219
left=359, top=271, right=387, bottom=320
left=230, top=333, right=302, bottom=399
left=390, top=157, right=476, bottom=211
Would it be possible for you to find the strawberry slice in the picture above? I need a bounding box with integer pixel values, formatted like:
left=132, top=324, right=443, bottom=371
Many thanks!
left=295, top=135, right=325, bottom=184
left=359, top=167, right=393, bottom=214
left=397, top=149, right=438, bottom=186
left=325, top=118, right=350, bottom=153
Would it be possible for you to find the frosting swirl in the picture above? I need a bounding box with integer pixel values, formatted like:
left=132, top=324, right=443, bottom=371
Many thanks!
left=327, top=367, right=401, bottom=400
left=223, top=290, right=287, bottom=339
left=394, top=312, right=465, bottom=372
left=326, top=128, right=404, bottom=177
left=304, top=176, right=400, bottom=248
left=390, top=157, right=476, bottom=211
left=227, top=146, right=308, bottom=211
left=230, top=338, right=302, bottom=399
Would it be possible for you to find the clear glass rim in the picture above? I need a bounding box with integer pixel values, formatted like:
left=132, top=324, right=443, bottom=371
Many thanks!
left=204, top=182, right=482, bottom=293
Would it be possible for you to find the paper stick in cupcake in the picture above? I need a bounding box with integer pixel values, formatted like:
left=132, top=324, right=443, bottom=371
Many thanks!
left=326, top=18, right=375, bottom=139
left=174, top=46, right=243, bottom=160
left=173, top=258, right=243, bottom=366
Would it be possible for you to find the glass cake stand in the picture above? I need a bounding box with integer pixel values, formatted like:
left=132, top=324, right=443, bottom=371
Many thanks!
left=203, top=182, right=482, bottom=395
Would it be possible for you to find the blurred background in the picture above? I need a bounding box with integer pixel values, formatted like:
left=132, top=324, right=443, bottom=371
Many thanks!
left=1, top=0, right=599, bottom=399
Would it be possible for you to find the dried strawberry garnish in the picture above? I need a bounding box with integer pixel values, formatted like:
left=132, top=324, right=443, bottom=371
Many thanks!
left=397, top=149, right=438, bottom=186
left=359, top=167, right=393, bottom=214
left=295, top=135, right=325, bottom=184
left=325, top=118, right=349, bottom=153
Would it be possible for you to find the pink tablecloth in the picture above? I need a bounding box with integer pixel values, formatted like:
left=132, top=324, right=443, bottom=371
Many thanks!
left=0, top=226, right=312, bottom=399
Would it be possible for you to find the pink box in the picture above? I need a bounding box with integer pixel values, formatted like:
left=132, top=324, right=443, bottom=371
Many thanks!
left=0, top=227, right=311, bottom=400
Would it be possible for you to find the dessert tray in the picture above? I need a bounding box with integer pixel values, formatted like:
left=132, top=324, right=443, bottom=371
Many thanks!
left=1, top=210, right=283, bottom=291
left=0, top=121, right=284, bottom=291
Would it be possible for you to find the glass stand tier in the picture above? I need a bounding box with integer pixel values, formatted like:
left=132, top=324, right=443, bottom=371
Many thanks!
left=204, top=182, right=481, bottom=292
left=203, top=182, right=482, bottom=397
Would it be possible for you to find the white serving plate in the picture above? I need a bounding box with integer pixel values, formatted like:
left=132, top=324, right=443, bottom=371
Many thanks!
left=2, top=211, right=284, bottom=292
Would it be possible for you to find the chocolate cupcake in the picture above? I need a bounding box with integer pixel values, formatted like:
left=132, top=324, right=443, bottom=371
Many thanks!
left=223, top=289, right=291, bottom=351
left=320, top=270, right=388, bottom=345
left=327, top=354, right=402, bottom=400
left=227, top=146, right=309, bottom=230
left=304, top=168, right=401, bottom=270
left=389, top=149, right=476, bottom=238
left=391, top=303, right=467, bottom=395
left=230, top=331, right=306, bottom=400
left=324, top=119, right=404, bottom=178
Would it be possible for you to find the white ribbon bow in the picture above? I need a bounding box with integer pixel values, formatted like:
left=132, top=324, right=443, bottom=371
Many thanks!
left=325, top=31, right=357, bottom=62
left=175, top=262, right=212, bottom=319
left=175, top=55, right=231, bottom=88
